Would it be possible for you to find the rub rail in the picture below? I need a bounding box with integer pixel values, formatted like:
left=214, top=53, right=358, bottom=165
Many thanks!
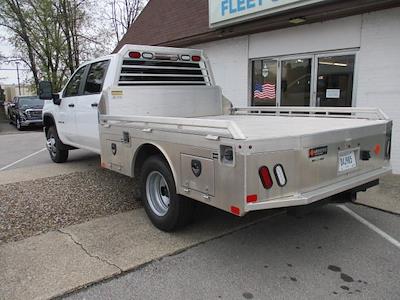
left=99, top=114, right=247, bottom=140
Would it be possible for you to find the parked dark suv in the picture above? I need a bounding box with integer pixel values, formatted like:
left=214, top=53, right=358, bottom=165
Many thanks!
left=9, top=96, right=44, bottom=130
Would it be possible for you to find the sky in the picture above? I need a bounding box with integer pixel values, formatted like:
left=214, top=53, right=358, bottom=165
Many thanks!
left=0, top=0, right=149, bottom=87
left=0, top=37, right=32, bottom=86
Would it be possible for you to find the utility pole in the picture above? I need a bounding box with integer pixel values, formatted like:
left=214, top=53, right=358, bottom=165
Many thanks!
left=15, top=61, right=21, bottom=95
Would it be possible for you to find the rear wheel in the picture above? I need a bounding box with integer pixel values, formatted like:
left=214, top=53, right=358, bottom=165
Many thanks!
left=46, top=126, right=69, bottom=163
left=140, top=155, right=194, bottom=231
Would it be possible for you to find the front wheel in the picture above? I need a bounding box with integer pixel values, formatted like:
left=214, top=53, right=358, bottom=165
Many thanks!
left=140, top=155, right=194, bottom=231
left=16, top=117, right=23, bottom=131
left=46, top=126, right=69, bottom=163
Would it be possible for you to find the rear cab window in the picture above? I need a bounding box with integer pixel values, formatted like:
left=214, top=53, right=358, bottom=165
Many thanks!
left=84, top=60, right=110, bottom=95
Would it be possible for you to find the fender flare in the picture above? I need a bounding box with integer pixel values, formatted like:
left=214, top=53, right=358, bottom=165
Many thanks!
left=132, top=142, right=179, bottom=191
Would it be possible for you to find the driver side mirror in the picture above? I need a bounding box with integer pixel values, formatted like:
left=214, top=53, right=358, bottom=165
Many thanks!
left=39, top=81, right=61, bottom=105
left=38, top=81, right=53, bottom=100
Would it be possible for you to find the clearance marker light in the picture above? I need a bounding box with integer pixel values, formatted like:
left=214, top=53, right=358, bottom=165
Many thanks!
left=142, top=52, right=154, bottom=59
left=181, top=55, right=191, bottom=61
left=230, top=206, right=240, bottom=216
left=129, top=51, right=141, bottom=59
left=259, top=166, right=273, bottom=189
left=192, top=55, right=201, bottom=62
left=274, top=164, right=287, bottom=187
left=246, top=194, right=257, bottom=203
left=374, top=144, right=381, bottom=155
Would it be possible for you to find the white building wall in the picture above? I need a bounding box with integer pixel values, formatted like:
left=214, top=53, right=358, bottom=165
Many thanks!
left=248, top=15, right=362, bottom=58
left=193, top=36, right=249, bottom=107
left=193, top=7, right=400, bottom=173
left=356, top=8, right=400, bottom=174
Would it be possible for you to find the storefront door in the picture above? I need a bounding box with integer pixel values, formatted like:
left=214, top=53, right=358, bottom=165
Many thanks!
left=315, top=54, right=355, bottom=107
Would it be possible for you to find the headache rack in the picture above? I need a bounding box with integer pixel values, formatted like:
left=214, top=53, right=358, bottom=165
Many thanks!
left=118, top=58, right=212, bottom=86
left=232, top=107, right=389, bottom=121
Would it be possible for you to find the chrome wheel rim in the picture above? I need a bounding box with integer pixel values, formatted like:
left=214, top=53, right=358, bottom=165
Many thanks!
left=146, top=171, right=170, bottom=216
left=46, top=136, right=57, bottom=157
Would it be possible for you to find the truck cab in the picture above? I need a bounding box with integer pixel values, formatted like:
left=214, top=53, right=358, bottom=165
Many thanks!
left=43, top=55, right=117, bottom=156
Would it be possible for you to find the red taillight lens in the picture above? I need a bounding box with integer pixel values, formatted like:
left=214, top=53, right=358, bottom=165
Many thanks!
left=246, top=194, right=257, bottom=203
left=259, top=166, right=273, bottom=189
left=230, top=206, right=240, bottom=216
left=192, top=55, right=201, bottom=62
left=129, top=51, right=141, bottom=59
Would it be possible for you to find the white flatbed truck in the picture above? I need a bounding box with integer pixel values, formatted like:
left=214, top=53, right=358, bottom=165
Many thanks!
left=39, top=45, right=392, bottom=231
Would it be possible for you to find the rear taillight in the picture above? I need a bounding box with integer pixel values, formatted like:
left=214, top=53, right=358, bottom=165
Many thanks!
left=192, top=55, right=201, bottom=62
left=259, top=166, right=273, bottom=189
left=129, top=51, right=141, bottom=59
left=273, top=164, right=287, bottom=187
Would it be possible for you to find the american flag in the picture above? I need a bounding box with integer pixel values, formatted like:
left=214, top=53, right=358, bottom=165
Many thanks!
left=254, top=83, right=276, bottom=99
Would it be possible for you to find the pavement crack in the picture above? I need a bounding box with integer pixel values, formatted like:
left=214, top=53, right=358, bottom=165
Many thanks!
left=57, top=229, right=123, bottom=273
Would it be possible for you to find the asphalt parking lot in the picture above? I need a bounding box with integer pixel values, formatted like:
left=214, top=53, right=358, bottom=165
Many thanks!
left=1, top=111, right=399, bottom=299
left=65, top=203, right=400, bottom=300
left=0, top=130, right=96, bottom=172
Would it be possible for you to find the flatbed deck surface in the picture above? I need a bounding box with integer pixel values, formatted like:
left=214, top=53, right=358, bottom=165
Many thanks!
left=197, top=115, right=387, bottom=140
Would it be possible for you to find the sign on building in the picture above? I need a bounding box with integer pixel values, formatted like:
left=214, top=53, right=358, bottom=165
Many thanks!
left=209, top=0, right=326, bottom=28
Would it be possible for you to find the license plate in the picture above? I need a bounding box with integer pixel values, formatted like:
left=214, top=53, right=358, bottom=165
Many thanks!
left=338, top=151, right=357, bottom=172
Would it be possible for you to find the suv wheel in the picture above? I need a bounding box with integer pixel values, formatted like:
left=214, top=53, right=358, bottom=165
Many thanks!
left=46, top=126, right=69, bottom=163
left=141, top=155, right=194, bottom=231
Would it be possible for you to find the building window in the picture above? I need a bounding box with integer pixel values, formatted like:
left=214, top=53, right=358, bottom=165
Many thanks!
left=281, top=58, right=312, bottom=106
left=250, top=52, right=356, bottom=107
left=251, top=60, right=277, bottom=106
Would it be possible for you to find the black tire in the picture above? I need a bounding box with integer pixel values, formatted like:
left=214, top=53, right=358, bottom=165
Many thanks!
left=16, top=117, right=23, bottom=131
left=140, top=155, right=194, bottom=231
left=46, top=126, right=69, bottom=163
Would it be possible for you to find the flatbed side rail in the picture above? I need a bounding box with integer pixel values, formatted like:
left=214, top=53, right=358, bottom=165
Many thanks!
left=232, top=107, right=389, bottom=121
left=99, top=114, right=247, bottom=140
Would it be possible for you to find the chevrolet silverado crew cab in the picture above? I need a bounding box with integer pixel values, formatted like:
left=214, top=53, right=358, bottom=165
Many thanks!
left=39, top=45, right=392, bottom=231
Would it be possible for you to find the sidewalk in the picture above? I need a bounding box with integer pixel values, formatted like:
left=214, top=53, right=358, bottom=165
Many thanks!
left=0, top=207, right=276, bottom=300
left=355, top=174, right=400, bottom=215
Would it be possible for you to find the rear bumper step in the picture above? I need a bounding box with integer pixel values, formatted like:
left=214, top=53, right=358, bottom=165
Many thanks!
left=245, top=167, right=391, bottom=212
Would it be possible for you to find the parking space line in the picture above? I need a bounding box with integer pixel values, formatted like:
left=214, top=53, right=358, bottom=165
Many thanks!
left=0, top=148, right=47, bottom=171
left=338, top=204, right=400, bottom=249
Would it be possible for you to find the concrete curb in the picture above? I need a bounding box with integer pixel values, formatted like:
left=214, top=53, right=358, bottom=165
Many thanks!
left=0, top=158, right=99, bottom=185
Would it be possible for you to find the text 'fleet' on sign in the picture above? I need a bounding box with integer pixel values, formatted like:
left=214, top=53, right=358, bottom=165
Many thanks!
left=221, top=0, right=266, bottom=16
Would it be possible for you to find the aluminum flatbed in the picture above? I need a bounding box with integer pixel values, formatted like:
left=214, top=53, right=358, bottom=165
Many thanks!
left=75, top=44, right=393, bottom=231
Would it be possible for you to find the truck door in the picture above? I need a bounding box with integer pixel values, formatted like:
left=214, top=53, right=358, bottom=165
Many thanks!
left=59, top=66, right=87, bottom=144
left=74, top=60, right=110, bottom=152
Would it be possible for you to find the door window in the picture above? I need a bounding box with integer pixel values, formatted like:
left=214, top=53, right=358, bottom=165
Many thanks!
left=317, top=55, right=355, bottom=107
left=63, top=67, right=86, bottom=97
left=251, top=59, right=277, bottom=106
left=84, top=60, right=110, bottom=95
left=281, top=58, right=311, bottom=106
